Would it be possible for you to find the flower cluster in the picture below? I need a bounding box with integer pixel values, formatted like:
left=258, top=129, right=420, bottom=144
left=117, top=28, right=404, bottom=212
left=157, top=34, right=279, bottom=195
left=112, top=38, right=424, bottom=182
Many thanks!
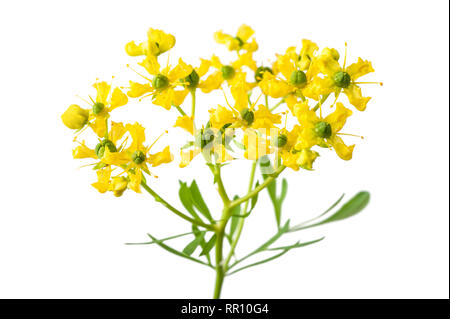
left=61, top=25, right=381, bottom=196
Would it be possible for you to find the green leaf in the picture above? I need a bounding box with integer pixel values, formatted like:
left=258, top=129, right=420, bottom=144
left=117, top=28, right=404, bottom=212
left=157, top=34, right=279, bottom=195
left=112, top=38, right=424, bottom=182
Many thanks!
left=125, top=231, right=194, bottom=245
left=250, top=181, right=260, bottom=211
left=147, top=233, right=210, bottom=267
left=279, top=178, right=288, bottom=205
left=289, top=194, right=345, bottom=232
left=320, top=191, right=370, bottom=224
left=290, top=192, right=370, bottom=231
left=233, top=139, right=246, bottom=150
left=178, top=181, right=203, bottom=222
left=189, top=180, right=213, bottom=222
left=182, top=231, right=206, bottom=256
left=200, top=234, right=217, bottom=256
left=254, top=220, right=290, bottom=253
left=227, top=249, right=291, bottom=276
left=266, top=237, right=325, bottom=251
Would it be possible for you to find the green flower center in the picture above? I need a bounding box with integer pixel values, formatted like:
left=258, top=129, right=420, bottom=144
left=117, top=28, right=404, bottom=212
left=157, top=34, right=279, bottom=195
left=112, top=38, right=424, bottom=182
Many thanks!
left=314, top=121, right=332, bottom=139
left=131, top=150, right=146, bottom=164
left=182, top=70, right=199, bottom=89
left=240, top=108, right=255, bottom=126
left=92, top=102, right=105, bottom=115
left=289, top=70, right=307, bottom=86
left=221, top=65, right=235, bottom=80
left=333, top=71, right=351, bottom=88
left=234, top=36, right=244, bottom=47
left=275, top=134, right=288, bottom=148
left=255, top=66, right=273, bottom=82
left=95, top=139, right=117, bottom=158
left=152, top=74, right=169, bottom=90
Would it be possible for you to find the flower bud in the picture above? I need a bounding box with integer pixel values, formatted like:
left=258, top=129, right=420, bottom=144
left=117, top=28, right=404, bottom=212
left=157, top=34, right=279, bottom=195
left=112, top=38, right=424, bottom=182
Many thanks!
left=61, top=104, right=89, bottom=130
left=314, top=121, right=332, bottom=138
left=131, top=150, right=146, bottom=164
left=152, top=74, right=169, bottom=90
left=289, top=70, right=307, bottom=86
left=255, top=66, right=272, bottom=82
left=182, top=70, right=200, bottom=89
left=322, top=47, right=340, bottom=61
left=297, top=149, right=319, bottom=170
left=240, top=108, right=255, bottom=126
left=333, top=71, right=351, bottom=88
left=221, top=65, right=235, bottom=80
left=111, top=176, right=128, bottom=197
left=92, top=102, right=105, bottom=115
left=274, top=134, right=288, bottom=148
left=125, top=41, right=146, bottom=56
left=95, top=139, right=117, bottom=159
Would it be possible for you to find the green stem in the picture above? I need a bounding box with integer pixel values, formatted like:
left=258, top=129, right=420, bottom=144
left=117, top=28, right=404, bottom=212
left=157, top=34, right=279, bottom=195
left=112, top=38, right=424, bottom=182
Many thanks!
left=312, top=93, right=330, bottom=112
left=140, top=180, right=214, bottom=231
left=174, top=105, right=187, bottom=116
left=209, top=164, right=230, bottom=205
left=223, top=161, right=257, bottom=270
left=191, top=90, right=196, bottom=119
left=270, top=98, right=285, bottom=112
left=229, top=165, right=286, bottom=210
left=265, top=95, right=269, bottom=107
left=213, top=222, right=226, bottom=299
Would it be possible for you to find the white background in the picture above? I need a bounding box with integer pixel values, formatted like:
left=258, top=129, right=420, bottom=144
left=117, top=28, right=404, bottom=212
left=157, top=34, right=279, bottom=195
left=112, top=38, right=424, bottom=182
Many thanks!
left=0, top=0, right=448, bottom=299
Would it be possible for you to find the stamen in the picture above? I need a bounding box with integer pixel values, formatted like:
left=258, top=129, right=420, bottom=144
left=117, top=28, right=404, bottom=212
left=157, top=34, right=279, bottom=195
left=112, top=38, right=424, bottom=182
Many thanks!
left=220, top=88, right=238, bottom=112
left=138, top=92, right=156, bottom=102
left=354, top=81, right=383, bottom=86
left=149, top=130, right=169, bottom=150
left=126, top=64, right=151, bottom=81
left=76, top=95, right=92, bottom=106
left=251, top=93, right=263, bottom=110
left=343, top=42, right=348, bottom=69
left=337, top=132, right=364, bottom=139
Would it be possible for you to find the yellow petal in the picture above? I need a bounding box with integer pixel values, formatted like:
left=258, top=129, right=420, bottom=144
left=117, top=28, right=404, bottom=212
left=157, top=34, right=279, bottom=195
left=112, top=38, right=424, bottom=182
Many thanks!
left=102, top=148, right=130, bottom=166
left=285, top=94, right=299, bottom=113
left=242, top=38, right=258, bottom=52
left=125, top=41, right=145, bottom=56
left=210, top=55, right=223, bottom=69
left=139, top=55, right=160, bottom=75
left=343, top=85, right=371, bottom=111
left=174, top=115, right=194, bottom=134
left=196, top=59, right=211, bottom=77
left=148, top=146, right=173, bottom=167
left=302, top=77, right=334, bottom=101
left=252, top=105, right=282, bottom=129
left=236, top=24, right=254, bottom=42
left=298, top=39, right=318, bottom=71
left=345, top=58, right=374, bottom=80
left=296, top=149, right=319, bottom=170
left=72, top=141, right=97, bottom=159
left=128, top=169, right=142, bottom=193
left=316, top=55, right=342, bottom=77
left=127, top=81, right=153, bottom=98
left=324, top=102, right=352, bottom=132
left=199, top=72, right=223, bottom=93
left=209, top=106, right=236, bottom=129
left=214, top=31, right=239, bottom=50
left=259, top=73, right=293, bottom=98
left=110, top=176, right=128, bottom=197
left=214, top=144, right=233, bottom=163
left=232, top=52, right=257, bottom=71
left=276, top=54, right=295, bottom=80
left=293, top=101, right=318, bottom=128
left=231, top=80, right=248, bottom=112
left=330, top=135, right=355, bottom=160
left=126, top=122, right=146, bottom=151
left=90, top=115, right=108, bottom=138
left=147, top=29, right=176, bottom=55
left=168, top=58, right=193, bottom=82
left=93, top=81, right=111, bottom=104
left=91, top=166, right=111, bottom=193
left=110, top=122, right=127, bottom=144
left=152, top=89, right=173, bottom=110
left=172, top=89, right=189, bottom=107
left=109, top=87, right=128, bottom=111
left=180, top=149, right=201, bottom=168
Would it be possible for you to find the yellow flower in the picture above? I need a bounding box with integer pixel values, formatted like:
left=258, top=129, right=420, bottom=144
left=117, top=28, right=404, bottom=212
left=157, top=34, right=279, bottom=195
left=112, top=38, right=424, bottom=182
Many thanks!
left=259, top=41, right=321, bottom=111
left=294, top=101, right=355, bottom=160
left=199, top=54, right=256, bottom=93
left=214, top=24, right=258, bottom=52
left=101, top=123, right=173, bottom=192
left=315, top=47, right=381, bottom=111
left=129, top=56, right=192, bottom=110
left=243, top=129, right=273, bottom=160
left=125, top=28, right=175, bottom=57
left=81, top=81, right=129, bottom=138
left=61, top=104, right=89, bottom=130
